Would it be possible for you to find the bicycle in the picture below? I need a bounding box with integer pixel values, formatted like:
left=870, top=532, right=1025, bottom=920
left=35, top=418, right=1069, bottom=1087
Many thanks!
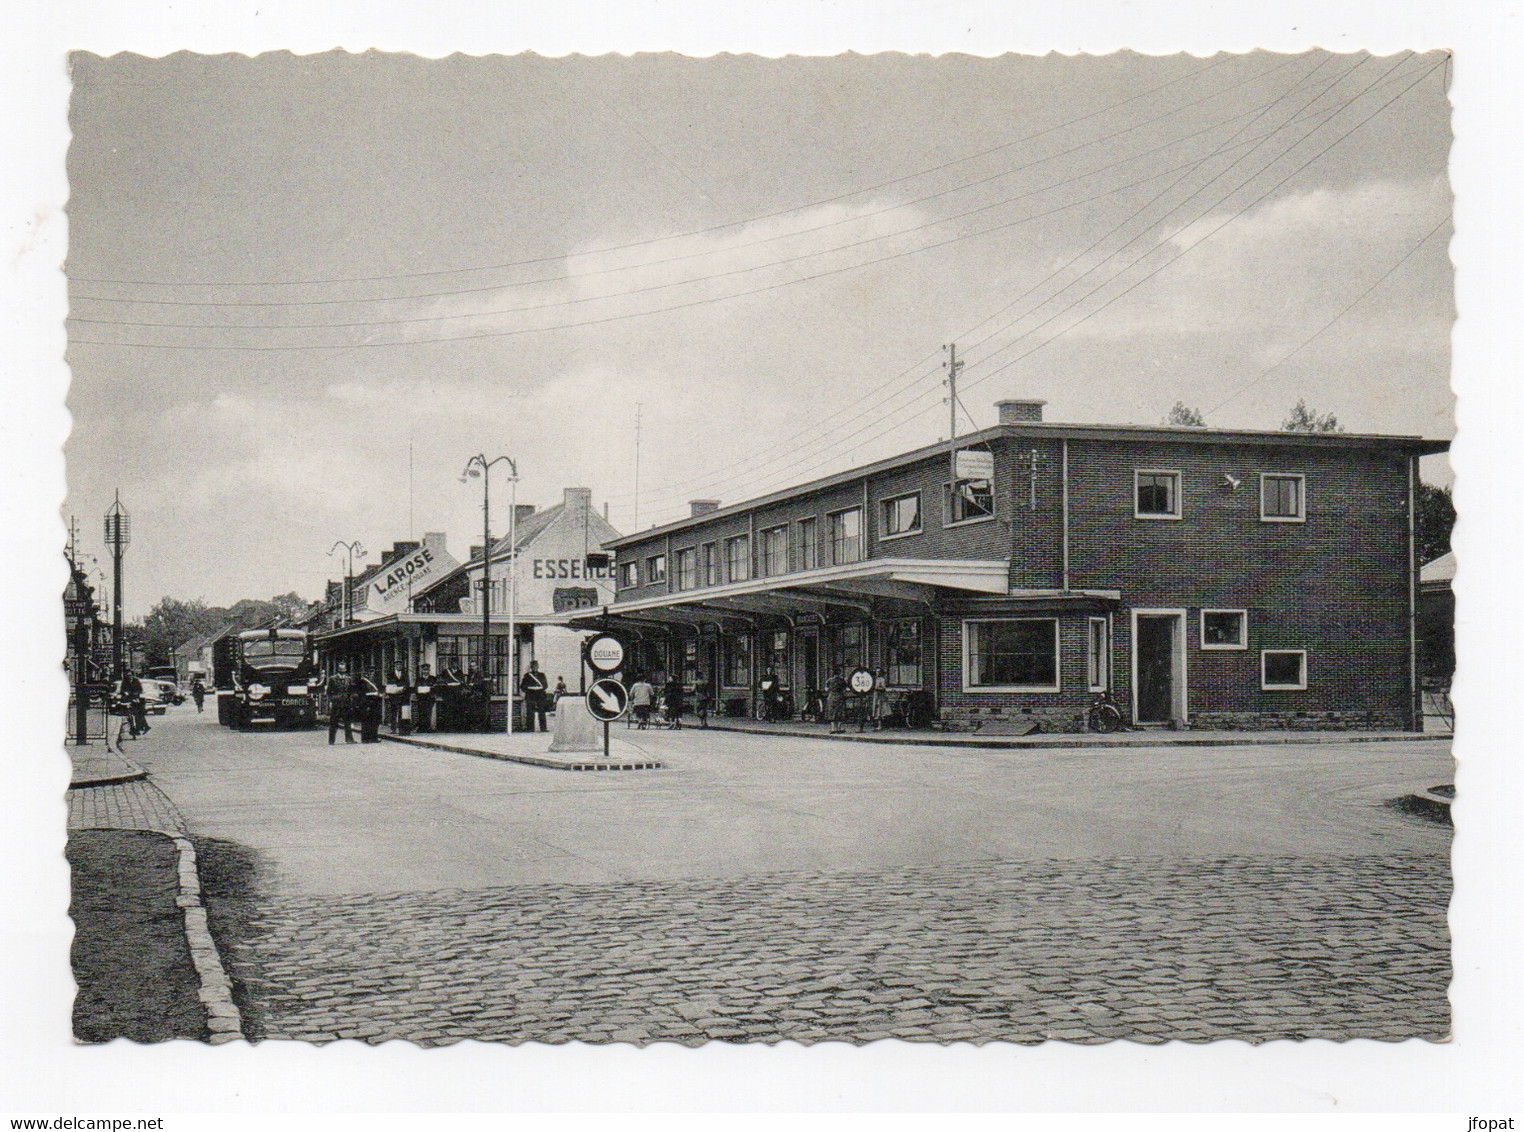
left=1087, top=691, right=1124, bottom=734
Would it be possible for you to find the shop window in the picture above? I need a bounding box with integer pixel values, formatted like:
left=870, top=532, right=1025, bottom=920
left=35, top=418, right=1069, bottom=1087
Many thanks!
left=1261, top=650, right=1307, bottom=691
left=885, top=619, right=923, bottom=687
left=675, top=547, right=697, bottom=591
left=764, top=630, right=789, bottom=679
left=724, top=633, right=751, bottom=687
left=797, top=517, right=819, bottom=570
left=1135, top=470, right=1182, bottom=519
left=1201, top=609, right=1247, bottom=650
left=828, top=508, right=863, bottom=565
left=619, top=560, right=639, bottom=589
left=1087, top=617, right=1110, bottom=692
left=830, top=623, right=866, bottom=674
left=762, top=525, right=789, bottom=577
left=646, top=554, right=667, bottom=584
left=1260, top=473, right=1306, bottom=522
left=880, top=492, right=922, bottom=539
left=964, top=618, right=1060, bottom=691
left=682, top=640, right=699, bottom=686
left=725, top=535, right=751, bottom=583
left=701, top=543, right=718, bottom=587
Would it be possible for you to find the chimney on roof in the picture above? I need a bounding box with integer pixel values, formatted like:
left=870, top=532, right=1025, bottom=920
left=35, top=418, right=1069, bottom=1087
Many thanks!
left=690, top=499, right=720, bottom=517
left=564, top=487, right=592, bottom=514
left=422, top=531, right=448, bottom=555
left=996, top=398, right=1046, bottom=424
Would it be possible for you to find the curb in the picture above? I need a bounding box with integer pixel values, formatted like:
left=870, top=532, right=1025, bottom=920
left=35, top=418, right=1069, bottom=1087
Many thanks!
left=166, top=834, right=243, bottom=1044
left=700, top=723, right=1451, bottom=751
left=68, top=768, right=150, bottom=788
left=383, top=734, right=663, bottom=772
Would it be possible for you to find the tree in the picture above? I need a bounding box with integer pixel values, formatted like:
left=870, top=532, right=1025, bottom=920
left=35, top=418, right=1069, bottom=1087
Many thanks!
left=1416, top=482, right=1456, bottom=566
left=1282, top=399, right=1344, bottom=433
left=141, top=596, right=225, bottom=667
left=1165, top=402, right=1206, bottom=427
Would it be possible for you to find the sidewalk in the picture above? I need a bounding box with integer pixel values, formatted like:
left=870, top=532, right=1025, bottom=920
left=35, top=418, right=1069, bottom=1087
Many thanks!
left=695, top=715, right=1450, bottom=750
left=69, top=744, right=149, bottom=788
left=385, top=729, right=663, bottom=771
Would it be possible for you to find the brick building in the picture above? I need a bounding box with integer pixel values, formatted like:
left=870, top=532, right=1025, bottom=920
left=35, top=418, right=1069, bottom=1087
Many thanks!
left=577, top=400, right=1448, bottom=732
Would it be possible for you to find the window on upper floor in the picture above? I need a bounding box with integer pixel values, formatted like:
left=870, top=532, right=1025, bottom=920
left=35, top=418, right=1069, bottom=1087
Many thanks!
left=797, top=517, right=819, bottom=570
left=945, top=478, right=995, bottom=524
left=1260, top=473, right=1306, bottom=523
left=880, top=492, right=922, bottom=539
left=1261, top=649, right=1307, bottom=691
left=828, top=508, right=863, bottom=565
left=1201, top=609, right=1247, bottom=650
left=646, top=554, right=667, bottom=585
left=1135, top=470, right=1182, bottom=519
left=761, top=525, right=789, bottom=577
left=725, top=535, right=751, bottom=583
left=618, top=560, right=639, bottom=589
left=701, top=543, right=718, bottom=587
left=674, top=547, right=697, bottom=591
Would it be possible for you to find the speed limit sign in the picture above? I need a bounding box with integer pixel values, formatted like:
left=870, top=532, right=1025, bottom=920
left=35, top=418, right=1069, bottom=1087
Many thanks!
left=848, top=667, right=875, bottom=695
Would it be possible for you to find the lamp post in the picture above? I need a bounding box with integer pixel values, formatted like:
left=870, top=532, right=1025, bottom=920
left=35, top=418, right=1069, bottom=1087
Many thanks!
left=103, top=492, right=130, bottom=679
left=329, top=540, right=367, bottom=627
left=460, top=454, right=518, bottom=733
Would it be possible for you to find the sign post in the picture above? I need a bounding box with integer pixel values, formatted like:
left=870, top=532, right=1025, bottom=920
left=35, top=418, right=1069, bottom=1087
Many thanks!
left=586, top=676, right=629, bottom=759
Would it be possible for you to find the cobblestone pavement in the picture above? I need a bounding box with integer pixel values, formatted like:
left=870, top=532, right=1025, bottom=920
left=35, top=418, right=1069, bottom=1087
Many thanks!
left=222, top=852, right=1449, bottom=1046
left=68, top=778, right=186, bottom=834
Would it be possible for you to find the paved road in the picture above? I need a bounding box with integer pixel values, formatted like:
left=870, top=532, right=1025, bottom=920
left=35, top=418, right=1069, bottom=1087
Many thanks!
left=130, top=707, right=1453, bottom=1044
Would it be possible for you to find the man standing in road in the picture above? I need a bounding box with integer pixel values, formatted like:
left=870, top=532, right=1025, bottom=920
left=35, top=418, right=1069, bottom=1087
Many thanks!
left=327, top=662, right=357, bottom=745
left=520, top=660, right=550, bottom=732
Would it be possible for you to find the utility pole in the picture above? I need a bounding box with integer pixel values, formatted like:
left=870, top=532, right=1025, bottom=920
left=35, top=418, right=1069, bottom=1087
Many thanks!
left=103, top=492, right=130, bottom=678
left=633, top=403, right=643, bottom=531
left=945, top=343, right=964, bottom=512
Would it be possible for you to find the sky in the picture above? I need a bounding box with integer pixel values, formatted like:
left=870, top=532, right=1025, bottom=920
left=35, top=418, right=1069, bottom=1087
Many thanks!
left=63, top=49, right=1455, bottom=618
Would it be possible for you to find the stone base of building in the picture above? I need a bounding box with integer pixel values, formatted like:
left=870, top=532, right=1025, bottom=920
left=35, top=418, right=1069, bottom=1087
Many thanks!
left=1186, top=710, right=1406, bottom=732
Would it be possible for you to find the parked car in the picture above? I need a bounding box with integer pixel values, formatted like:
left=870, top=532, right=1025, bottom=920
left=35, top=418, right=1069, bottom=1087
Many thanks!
left=155, top=679, right=185, bottom=705
left=140, top=680, right=167, bottom=715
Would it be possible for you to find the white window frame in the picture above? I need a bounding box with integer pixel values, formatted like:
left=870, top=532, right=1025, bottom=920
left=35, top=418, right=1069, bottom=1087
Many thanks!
left=700, top=542, right=718, bottom=587
left=760, top=524, right=790, bottom=577
left=725, top=535, right=751, bottom=583
left=1259, top=472, right=1307, bottom=523
left=796, top=517, right=819, bottom=571
left=879, top=491, right=923, bottom=541
left=827, top=507, right=864, bottom=566
left=1087, top=616, right=1110, bottom=692
left=1261, top=649, right=1308, bottom=691
left=962, top=617, right=1061, bottom=694
left=1134, top=469, right=1183, bottom=520
left=674, top=547, right=698, bottom=592
left=942, top=479, right=997, bottom=528
left=1200, top=609, right=1248, bottom=651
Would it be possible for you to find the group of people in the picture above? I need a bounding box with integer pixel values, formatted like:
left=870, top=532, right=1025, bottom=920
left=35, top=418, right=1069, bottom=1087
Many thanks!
left=320, top=659, right=572, bottom=741
left=626, top=674, right=688, bottom=729
left=821, top=667, right=891, bottom=734
left=111, top=669, right=153, bottom=738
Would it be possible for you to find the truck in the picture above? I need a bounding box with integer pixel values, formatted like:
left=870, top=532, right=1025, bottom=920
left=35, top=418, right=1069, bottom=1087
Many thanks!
left=220, top=626, right=319, bottom=730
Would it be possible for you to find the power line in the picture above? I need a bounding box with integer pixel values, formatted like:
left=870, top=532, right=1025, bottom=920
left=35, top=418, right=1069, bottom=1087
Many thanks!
left=70, top=56, right=1240, bottom=290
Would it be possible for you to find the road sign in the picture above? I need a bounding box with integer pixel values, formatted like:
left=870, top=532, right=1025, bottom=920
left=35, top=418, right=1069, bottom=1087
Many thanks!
left=848, top=667, right=876, bottom=695
left=585, top=633, right=626, bottom=674
left=585, top=678, right=629, bottom=722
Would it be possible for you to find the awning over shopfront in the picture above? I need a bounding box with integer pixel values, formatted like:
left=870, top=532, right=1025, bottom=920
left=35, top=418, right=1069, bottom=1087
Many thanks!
left=567, top=557, right=1120, bottom=631
left=312, top=610, right=582, bottom=647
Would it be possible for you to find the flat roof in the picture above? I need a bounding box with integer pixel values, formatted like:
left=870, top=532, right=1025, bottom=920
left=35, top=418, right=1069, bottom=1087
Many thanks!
left=608, top=421, right=1450, bottom=548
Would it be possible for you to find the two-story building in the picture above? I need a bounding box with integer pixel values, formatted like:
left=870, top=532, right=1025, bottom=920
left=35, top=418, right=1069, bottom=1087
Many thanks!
left=576, top=399, right=1448, bottom=732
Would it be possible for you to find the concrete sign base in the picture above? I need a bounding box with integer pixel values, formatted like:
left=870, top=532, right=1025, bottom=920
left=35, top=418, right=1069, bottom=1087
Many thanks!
left=548, top=697, right=602, bottom=752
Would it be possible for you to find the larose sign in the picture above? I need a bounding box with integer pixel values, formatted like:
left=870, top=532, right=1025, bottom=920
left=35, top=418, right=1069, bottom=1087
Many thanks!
left=367, top=543, right=460, bottom=614
left=585, top=633, right=625, bottom=674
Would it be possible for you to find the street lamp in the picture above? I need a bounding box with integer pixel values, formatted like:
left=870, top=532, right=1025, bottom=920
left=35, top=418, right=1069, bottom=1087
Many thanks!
left=459, top=454, right=519, bottom=733
left=103, top=492, right=130, bottom=678
left=329, top=540, right=367, bottom=627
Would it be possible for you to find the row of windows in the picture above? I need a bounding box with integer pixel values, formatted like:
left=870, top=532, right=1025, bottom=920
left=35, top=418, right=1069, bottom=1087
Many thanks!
left=1136, top=470, right=1306, bottom=522
left=618, top=477, right=998, bottom=590
left=963, top=617, right=1309, bottom=693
